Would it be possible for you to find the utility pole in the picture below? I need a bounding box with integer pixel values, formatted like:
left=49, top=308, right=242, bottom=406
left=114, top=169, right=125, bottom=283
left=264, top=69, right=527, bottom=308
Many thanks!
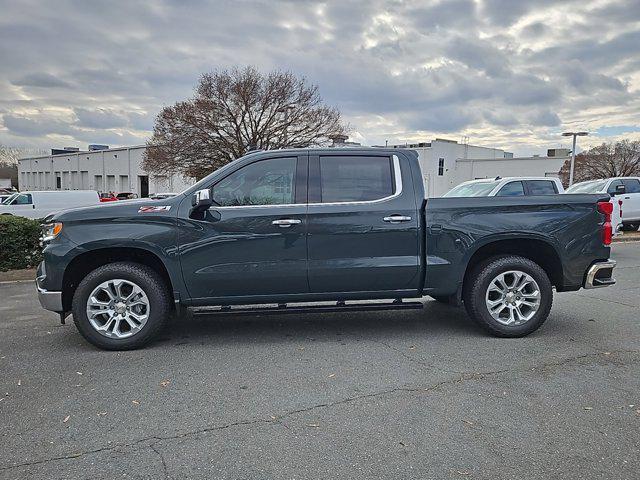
left=562, top=131, right=589, bottom=186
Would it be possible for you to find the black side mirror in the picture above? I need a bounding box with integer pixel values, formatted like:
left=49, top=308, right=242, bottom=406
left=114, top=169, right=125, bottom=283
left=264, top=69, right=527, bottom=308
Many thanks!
left=191, top=188, right=213, bottom=212
left=613, top=184, right=626, bottom=196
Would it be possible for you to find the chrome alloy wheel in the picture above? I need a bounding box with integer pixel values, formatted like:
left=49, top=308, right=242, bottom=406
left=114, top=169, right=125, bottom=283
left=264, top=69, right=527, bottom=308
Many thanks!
left=485, top=270, right=541, bottom=326
left=86, top=279, right=150, bottom=338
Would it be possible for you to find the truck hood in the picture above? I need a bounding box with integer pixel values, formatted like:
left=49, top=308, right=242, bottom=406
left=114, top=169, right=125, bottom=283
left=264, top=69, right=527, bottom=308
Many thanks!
left=45, top=196, right=184, bottom=223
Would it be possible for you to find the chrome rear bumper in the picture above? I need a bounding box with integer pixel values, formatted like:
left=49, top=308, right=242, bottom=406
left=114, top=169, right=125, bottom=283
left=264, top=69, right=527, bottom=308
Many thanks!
left=584, top=260, right=617, bottom=289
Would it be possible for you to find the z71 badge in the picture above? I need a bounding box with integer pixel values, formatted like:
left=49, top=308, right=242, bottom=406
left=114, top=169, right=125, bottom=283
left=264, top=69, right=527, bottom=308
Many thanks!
left=138, top=205, right=171, bottom=213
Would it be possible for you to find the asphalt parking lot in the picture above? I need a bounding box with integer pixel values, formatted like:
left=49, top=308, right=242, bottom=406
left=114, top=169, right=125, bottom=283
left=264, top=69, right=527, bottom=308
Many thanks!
left=1, top=243, right=638, bottom=480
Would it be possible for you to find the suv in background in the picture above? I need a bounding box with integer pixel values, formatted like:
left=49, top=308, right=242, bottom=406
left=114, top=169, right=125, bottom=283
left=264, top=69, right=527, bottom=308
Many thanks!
left=443, top=177, right=564, bottom=197
left=566, top=177, right=640, bottom=231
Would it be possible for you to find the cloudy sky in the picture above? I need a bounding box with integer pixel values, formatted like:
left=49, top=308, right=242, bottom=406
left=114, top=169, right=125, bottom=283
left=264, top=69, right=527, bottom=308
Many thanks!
left=1, top=0, right=639, bottom=156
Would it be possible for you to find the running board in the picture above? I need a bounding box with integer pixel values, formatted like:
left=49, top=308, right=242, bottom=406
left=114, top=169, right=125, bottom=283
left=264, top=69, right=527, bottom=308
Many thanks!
left=190, top=299, right=424, bottom=316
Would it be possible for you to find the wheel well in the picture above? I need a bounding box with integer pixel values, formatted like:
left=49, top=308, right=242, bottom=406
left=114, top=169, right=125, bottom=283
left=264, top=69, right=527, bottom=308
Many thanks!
left=62, top=247, right=174, bottom=311
left=463, top=239, right=564, bottom=291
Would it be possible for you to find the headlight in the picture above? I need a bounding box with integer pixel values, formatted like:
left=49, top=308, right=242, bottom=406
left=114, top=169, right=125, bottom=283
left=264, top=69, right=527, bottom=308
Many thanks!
left=42, top=222, right=63, bottom=242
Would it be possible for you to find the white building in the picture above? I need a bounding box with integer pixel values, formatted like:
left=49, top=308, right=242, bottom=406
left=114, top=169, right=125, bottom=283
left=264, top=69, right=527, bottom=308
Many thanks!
left=389, top=139, right=568, bottom=197
left=18, top=145, right=193, bottom=197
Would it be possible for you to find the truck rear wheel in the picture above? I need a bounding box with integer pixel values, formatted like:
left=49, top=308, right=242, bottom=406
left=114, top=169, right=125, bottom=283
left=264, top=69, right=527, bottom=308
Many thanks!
left=71, top=262, right=171, bottom=350
left=463, top=255, right=553, bottom=337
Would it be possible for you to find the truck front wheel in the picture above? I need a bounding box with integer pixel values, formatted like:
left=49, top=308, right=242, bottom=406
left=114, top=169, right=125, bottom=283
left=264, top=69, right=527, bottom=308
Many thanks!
left=71, top=262, right=171, bottom=350
left=463, top=255, right=553, bottom=337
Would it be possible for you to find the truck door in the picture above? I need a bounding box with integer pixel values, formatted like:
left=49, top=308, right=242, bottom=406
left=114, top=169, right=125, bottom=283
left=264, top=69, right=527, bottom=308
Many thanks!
left=621, top=178, right=640, bottom=221
left=306, top=152, right=420, bottom=294
left=177, top=154, right=308, bottom=302
left=6, top=193, right=35, bottom=218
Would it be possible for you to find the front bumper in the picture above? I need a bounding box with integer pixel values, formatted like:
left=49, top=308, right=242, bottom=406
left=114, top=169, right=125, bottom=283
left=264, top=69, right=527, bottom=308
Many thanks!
left=584, top=260, right=617, bottom=289
left=37, top=285, right=63, bottom=312
left=36, top=261, right=63, bottom=312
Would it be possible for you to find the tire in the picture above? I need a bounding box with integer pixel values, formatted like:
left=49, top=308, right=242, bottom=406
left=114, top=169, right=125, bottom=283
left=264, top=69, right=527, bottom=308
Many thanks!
left=621, top=222, right=640, bottom=232
left=71, top=262, right=171, bottom=350
left=463, top=255, right=553, bottom=338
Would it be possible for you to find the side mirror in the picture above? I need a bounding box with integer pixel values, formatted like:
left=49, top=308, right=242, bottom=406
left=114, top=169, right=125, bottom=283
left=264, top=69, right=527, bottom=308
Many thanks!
left=613, top=184, right=626, bottom=196
left=191, top=188, right=213, bottom=212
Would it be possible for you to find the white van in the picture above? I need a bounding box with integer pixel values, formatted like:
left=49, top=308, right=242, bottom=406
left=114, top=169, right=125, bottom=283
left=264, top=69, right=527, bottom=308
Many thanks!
left=0, top=190, right=100, bottom=219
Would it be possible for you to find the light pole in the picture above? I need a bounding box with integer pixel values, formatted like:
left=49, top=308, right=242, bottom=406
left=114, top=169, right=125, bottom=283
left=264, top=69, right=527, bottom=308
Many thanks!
left=562, top=131, right=588, bottom=186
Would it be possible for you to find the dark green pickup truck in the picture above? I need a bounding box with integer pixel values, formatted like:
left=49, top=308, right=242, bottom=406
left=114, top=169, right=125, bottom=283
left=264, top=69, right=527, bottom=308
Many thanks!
left=37, top=148, right=616, bottom=349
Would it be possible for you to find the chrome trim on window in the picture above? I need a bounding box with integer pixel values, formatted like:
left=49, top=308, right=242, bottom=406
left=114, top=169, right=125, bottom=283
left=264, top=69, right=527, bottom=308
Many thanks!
left=312, top=155, right=403, bottom=206
left=212, top=155, right=403, bottom=209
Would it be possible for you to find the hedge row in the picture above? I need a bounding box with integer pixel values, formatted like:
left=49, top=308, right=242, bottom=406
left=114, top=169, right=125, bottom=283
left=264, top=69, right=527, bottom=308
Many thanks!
left=0, top=215, right=43, bottom=271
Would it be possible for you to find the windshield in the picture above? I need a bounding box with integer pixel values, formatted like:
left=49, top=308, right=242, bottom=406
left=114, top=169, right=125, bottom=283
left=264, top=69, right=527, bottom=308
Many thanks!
left=565, top=180, right=607, bottom=193
left=444, top=181, right=499, bottom=197
left=1, top=192, right=19, bottom=205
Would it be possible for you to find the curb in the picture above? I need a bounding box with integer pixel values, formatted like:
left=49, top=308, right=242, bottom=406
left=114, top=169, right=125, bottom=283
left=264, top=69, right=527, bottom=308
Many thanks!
left=0, top=279, right=34, bottom=285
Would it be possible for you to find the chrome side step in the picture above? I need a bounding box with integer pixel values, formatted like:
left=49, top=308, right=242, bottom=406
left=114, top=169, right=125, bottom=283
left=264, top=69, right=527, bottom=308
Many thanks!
left=190, top=299, right=424, bottom=316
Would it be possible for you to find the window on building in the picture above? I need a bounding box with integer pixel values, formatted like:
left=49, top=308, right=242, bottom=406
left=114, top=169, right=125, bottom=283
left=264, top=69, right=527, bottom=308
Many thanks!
left=213, top=157, right=296, bottom=206
left=438, top=158, right=445, bottom=176
left=496, top=181, right=525, bottom=197
left=319, top=155, right=394, bottom=203
left=526, top=180, right=558, bottom=195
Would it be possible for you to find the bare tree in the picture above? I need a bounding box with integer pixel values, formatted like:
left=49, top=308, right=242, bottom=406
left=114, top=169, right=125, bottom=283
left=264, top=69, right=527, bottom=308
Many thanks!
left=560, top=140, right=640, bottom=185
left=144, top=67, right=348, bottom=179
left=0, top=144, right=46, bottom=188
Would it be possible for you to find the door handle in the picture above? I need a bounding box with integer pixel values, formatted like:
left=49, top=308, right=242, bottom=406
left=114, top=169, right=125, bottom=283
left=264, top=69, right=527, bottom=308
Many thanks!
left=272, top=219, right=302, bottom=228
left=383, top=215, right=412, bottom=223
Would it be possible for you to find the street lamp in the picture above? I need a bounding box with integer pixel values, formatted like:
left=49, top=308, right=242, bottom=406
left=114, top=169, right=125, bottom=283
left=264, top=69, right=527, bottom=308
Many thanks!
left=562, top=131, right=589, bottom=186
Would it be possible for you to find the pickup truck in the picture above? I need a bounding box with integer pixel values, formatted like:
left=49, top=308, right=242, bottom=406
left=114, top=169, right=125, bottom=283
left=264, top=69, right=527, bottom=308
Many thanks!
left=36, top=148, right=617, bottom=350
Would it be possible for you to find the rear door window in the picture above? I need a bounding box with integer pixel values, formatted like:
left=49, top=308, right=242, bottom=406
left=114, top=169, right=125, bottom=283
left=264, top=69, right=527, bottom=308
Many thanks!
left=622, top=179, right=640, bottom=193
left=319, top=156, right=394, bottom=203
left=496, top=181, right=525, bottom=196
left=526, top=180, right=558, bottom=195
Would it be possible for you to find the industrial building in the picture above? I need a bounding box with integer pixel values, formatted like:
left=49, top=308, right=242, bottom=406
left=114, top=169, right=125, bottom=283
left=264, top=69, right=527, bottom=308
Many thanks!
left=17, top=145, right=193, bottom=197
left=18, top=140, right=568, bottom=198
left=388, top=139, right=568, bottom=197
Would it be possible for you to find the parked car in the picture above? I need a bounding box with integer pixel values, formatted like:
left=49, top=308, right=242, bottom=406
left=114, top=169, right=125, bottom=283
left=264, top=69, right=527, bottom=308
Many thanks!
left=149, top=192, right=178, bottom=200
left=116, top=192, right=138, bottom=200
left=36, top=148, right=616, bottom=350
left=0, top=193, right=12, bottom=203
left=566, top=177, right=640, bottom=231
left=443, top=177, right=564, bottom=197
left=0, top=190, right=100, bottom=219
left=99, top=193, right=118, bottom=202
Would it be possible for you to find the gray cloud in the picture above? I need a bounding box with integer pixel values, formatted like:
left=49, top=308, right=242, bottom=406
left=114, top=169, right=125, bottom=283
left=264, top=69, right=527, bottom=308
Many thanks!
left=11, top=72, right=71, bottom=88
left=0, top=0, right=638, bottom=155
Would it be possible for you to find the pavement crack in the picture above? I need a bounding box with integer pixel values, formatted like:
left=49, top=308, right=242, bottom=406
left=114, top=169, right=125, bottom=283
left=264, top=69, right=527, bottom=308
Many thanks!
left=150, top=443, right=169, bottom=480
left=2, top=349, right=637, bottom=472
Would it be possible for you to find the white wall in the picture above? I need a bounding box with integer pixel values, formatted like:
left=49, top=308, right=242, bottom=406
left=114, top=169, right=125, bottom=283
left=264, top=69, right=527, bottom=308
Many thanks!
left=18, top=146, right=194, bottom=196
left=409, top=140, right=514, bottom=197
left=453, top=157, right=567, bottom=191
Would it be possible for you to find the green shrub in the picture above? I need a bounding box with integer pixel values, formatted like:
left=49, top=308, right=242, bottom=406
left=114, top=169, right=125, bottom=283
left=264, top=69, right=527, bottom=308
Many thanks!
left=0, top=216, right=43, bottom=271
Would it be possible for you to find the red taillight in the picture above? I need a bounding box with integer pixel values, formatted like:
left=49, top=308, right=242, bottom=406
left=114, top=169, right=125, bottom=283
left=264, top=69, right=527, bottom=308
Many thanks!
left=597, top=201, right=613, bottom=245
left=618, top=199, right=623, bottom=219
